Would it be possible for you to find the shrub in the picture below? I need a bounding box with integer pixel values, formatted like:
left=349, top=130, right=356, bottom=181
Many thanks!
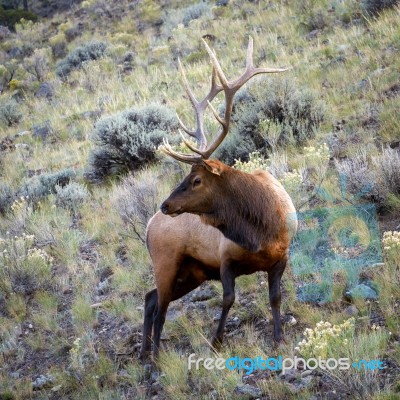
left=216, top=79, right=324, bottom=165
left=361, top=0, right=400, bottom=16
left=182, top=2, right=210, bottom=26
left=0, top=182, right=14, bottom=214
left=335, top=152, right=382, bottom=203
left=55, top=182, right=89, bottom=213
left=0, top=233, right=53, bottom=296
left=0, top=8, right=38, bottom=30
left=55, top=41, right=107, bottom=78
left=110, top=169, right=165, bottom=243
left=18, top=169, right=76, bottom=203
left=373, top=148, right=400, bottom=195
left=87, top=104, right=178, bottom=181
left=0, top=97, right=22, bottom=127
left=22, top=47, right=51, bottom=82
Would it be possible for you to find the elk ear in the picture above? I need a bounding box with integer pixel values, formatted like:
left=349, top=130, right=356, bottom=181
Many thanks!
left=202, top=159, right=223, bottom=176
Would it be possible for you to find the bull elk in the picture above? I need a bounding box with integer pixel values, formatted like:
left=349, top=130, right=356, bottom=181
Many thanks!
left=140, top=37, right=297, bottom=359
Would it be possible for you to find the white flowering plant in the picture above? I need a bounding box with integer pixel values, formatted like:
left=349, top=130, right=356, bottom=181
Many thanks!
left=295, top=318, right=355, bottom=359
left=382, top=231, right=400, bottom=263
left=233, top=151, right=270, bottom=173
left=0, top=232, right=53, bottom=295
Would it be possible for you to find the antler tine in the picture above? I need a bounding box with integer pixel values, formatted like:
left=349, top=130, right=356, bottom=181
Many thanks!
left=160, top=138, right=202, bottom=164
left=176, top=113, right=196, bottom=138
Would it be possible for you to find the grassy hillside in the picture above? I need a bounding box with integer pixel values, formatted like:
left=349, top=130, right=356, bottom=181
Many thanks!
left=0, top=0, right=399, bottom=399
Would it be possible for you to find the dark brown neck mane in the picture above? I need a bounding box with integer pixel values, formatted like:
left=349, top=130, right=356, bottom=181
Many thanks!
left=200, top=168, right=283, bottom=252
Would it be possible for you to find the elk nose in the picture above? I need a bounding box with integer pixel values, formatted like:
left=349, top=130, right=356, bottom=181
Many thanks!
left=160, top=202, right=169, bottom=215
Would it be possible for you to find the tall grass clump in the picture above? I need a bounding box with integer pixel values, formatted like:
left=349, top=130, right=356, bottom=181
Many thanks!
left=56, top=40, right=107, bottom=78
left=87, top=104, right=178, bottom=181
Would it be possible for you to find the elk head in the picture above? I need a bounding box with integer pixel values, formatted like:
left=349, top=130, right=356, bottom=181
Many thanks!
left=160, top=37, right=288, bottom=218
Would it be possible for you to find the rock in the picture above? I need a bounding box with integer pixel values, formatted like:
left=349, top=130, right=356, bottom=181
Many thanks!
left=216, top=0, right=229, bottom=6
left=8, top=47, right=22, bottom=58
left=96, top=278, right=110, bottom=295
left=191, top=287, right=215, bottom=302
left=233, top=384, right=262, bottom=398
left=345, top=283, right=378, bottom=301
left=81, top=110, right=102, bottom=120
left=32, top=121, right=52, bottom=140
left=35, top=82, right=54, bottom=100
left=301, top=369, right=313, bottom=378
left=344, top=305, right=359, bottom=316
left=32, top=374, right=54, bottom=390
left=279, top=368, right=300, bottom=382
left=283, top=314, right=297, bottom=326
left=306, top=29, right=321, bottom=40
left=0, top=25, right=11, bottom=40
left=14, top=131, right=30, bottom=138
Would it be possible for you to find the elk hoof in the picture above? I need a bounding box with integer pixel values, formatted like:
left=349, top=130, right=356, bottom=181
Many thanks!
left=211, top=336, right=223, bottom=352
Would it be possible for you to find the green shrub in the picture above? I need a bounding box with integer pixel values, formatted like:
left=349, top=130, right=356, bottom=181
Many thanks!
left=373, top=148, right=400, bottom=195
left=55, top=182, right=89, bottom=213
left=0, top=97, right=22, bottom=127
left=335, top=152, right=381, bottom=203
left=216, top=78, right=324, bottom=164
left=361, top=0, right=400, bottom=16
left=18, top=169, right=76, bottom=203
left=0, top=182, right=14, bottom=214
left=87, top=104, right=178, bottom=181
left=0, top=233, right=53, bottom=296
left=182, top=2, right=210, bottom=26
left=0, top=8, right=38, bottom=30
left=111, top=170, right=162, bottom=243
left=55, top=41, right=107, bottom=78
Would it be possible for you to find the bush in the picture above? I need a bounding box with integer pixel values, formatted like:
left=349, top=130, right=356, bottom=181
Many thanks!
left=18, top=169, right=76, bottom=203
left=110, top=169, right=165, bottom=243
left=87, top=104, right=178, bottom=181
left=182, top=2, right=209, bottom=26
left=0, top=97, right=22, bottom=127
left=216, top=78, right=324, bottom=165
left=362, top=0, right=400, bottom=16
left=0, top=233, right=53, bottom=296
left=55, top=41, right=107, bottom=78
left=0, top=182, right=14, bottom=214
left=335, top=152, right=382, bottom=203
left=22, top=47, right=51, bottom=82
left=0, top=8, right=38, bottom=30
left=373, top=148, right=400, bottom=195
left=55, top=182, right=89, bottom=213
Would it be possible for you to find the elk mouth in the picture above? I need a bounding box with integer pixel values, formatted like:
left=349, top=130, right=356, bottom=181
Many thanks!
left=161, top=203, right=183, bottom=217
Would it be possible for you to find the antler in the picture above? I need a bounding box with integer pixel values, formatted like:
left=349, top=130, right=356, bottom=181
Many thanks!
left=161, top=36, right=289, bottom=164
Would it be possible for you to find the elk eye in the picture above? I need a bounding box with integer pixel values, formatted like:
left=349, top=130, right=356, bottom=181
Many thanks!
left=193, top=177, right=201, bottom=187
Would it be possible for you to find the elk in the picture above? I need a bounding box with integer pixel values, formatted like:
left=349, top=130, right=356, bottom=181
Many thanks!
left=140, top=37, right=297, bottom=359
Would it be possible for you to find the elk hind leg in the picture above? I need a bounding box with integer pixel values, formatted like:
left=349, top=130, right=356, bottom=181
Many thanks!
left=153, top=260, right=206, bottom=358
left=268, top=257, right=287, bottom=342
left=139, top=288, right=158, bottom=361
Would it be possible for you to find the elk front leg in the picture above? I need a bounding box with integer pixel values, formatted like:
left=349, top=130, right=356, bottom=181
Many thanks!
left=212, top=263, right=236, bottom=350
left=268, top=258, right=286, bottom=342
